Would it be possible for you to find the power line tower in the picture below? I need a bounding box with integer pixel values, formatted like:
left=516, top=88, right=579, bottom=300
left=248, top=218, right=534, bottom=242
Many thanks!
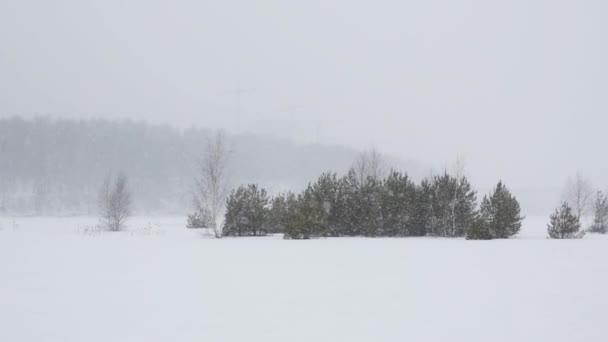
left=224, top=83, right=254, bottom=132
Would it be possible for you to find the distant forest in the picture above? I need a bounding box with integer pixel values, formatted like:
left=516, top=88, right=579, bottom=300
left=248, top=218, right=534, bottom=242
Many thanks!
left=0, top=116, right=420, bottom=215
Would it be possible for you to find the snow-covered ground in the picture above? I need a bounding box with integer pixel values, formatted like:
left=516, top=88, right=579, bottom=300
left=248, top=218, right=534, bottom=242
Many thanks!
left=1, top=216, right=607, bottom=342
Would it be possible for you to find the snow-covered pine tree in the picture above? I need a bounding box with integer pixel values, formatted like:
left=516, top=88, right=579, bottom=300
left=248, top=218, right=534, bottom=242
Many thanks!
left=479, top=181, right=524, bottom=239
left=547, top=202, right=584, bottom=239
left=589, top=191, right=608, bottom=234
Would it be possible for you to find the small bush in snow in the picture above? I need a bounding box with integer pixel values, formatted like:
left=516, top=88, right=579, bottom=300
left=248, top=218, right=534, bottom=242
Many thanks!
left=99, top=173, right=132, bottom=232
left=547, top=203, right=585, bottom=239
left=186, top=207, right=214, bottom=229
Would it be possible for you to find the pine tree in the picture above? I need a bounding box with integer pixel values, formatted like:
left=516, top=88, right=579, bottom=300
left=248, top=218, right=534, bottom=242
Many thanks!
left=479, top=181, right=524, bottom=239
left=465, top=216, right=492, bottom=240
left=410, top=179, right=433, bottom=236
left=357, top=176, right=384, bottom=236
left=267, top=192, right=292, bottom=234
left=307, top=172, right=341, bottom=237
left=283, top=191, right=324, bottom=239
left=338, top=168, right=362, bottom=236
left=589, top=191, right=608, bottom=234
left=223, top=186, right=247, bottom=236
left=547, top=202, right=584, bottom=239
left=452, top=175, right=477, bottom=237
left=381, top=171, right=416, bottom=236
left=426, top=172, right=477, bottom=237
left=223, top=184, right=269, bottom=236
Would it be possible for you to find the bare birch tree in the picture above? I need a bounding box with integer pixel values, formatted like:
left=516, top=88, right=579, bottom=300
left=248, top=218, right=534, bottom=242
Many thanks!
left=193, top=130, right=231, bottom=238
left=450, top=156, right=466, bottom=237
left=562, top=171, right=593, bottom=219
left=99, top=173, right=131, bottom=231
left=589, top=190, right=608, bottom=234
left=353, top=147, right=386, bottom=185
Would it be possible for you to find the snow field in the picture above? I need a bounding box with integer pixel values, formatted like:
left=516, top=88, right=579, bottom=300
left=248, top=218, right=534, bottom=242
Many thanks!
left=1, top=216, right=606, bottom=342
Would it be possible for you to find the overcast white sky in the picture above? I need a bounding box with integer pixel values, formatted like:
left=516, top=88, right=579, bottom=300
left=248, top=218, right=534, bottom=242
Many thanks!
left=1, top=0, right=607, bottom=195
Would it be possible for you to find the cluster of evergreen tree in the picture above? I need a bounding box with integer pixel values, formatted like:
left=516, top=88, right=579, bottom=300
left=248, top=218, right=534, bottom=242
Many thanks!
left=223, top=169, right=525, bottom=240
left=223, top=184, right=271, bottom=236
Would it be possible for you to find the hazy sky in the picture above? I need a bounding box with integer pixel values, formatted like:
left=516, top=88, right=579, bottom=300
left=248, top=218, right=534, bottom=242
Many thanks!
left=1, top=0, right=607, bottom=194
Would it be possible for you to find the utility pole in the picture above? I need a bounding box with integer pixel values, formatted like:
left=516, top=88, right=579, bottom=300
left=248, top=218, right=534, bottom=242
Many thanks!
left=225, top=83, right=254, bottom=132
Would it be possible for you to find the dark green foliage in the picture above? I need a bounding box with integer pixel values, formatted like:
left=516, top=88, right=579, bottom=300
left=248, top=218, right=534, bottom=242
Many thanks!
left=547, top=202, right=584, bottom=239
left=283, top=172, right=343, bottom=239
left=266, top=192, right=293, bottom=234
left=336, top=169, right=361, bottom=236
left=186, top=207, right=213, bottom=228
left=425, top=172, right=477, bottom=237
left=465, top=217, right=492, bottom=240
left=356, top=177, right=384, bottom=236
left=479, top=181, right=524, bottom=239
left=381, top=171, right=416, bottom=236
left=333, top=168, right=385, bottom=237
left=283, top=191, right=325, bottom=239
left=589, top=191, right=608, bottom=234
left=307, top=172, right=342, bottom=237
left=231, top=168, right=486, bottom=239
left=223, top=184, right=270, bottom=236
left=409, top=179, right=433, bottom=236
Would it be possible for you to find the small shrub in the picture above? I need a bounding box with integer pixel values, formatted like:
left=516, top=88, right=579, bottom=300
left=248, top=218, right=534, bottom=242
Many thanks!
left=547, top=203, right=585, bottom=239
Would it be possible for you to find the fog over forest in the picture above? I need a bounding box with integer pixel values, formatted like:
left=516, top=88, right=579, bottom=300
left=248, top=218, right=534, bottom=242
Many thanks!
left=0, top=116, right=425, bottom=215
left=0, top=115, right=592, bottom=216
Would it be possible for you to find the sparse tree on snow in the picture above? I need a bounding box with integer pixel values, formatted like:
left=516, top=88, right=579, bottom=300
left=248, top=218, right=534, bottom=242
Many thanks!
left=186, top=207, right=214, bottom=229
left=562, top=172, right=593, bottom=219
left=449, top=157, right=467, bottom=237
left=192, top=130, right=231, bottom=238
left=589, top=191, right=608, bottom=234
left=353, top=147, right=386, bottom=185
left=99, top=173, right=131, bottom=232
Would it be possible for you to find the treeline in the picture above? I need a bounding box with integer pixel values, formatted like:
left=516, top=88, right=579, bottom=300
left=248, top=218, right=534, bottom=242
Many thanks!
left=221, top=165, right=526, bottom=240
left=0, top=116, right=372, bottom=214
